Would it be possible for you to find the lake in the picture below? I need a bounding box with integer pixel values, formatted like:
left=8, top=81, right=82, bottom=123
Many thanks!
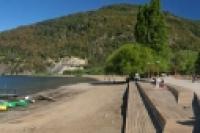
left=0, top=75, right=96, bottom=96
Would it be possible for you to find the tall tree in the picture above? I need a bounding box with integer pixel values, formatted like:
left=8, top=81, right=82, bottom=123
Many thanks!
left=135, top=0, right=168, bottom=52
left=195, top=52, right=200, bottom=75
left=134, top=5, right=148, bottom=44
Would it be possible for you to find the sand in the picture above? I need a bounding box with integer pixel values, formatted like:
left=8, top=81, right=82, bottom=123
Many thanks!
left=0, top=83, right=126, bottom=133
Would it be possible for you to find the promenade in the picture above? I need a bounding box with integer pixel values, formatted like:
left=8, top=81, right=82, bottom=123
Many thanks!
left=164, top=77, right=200, bottom=98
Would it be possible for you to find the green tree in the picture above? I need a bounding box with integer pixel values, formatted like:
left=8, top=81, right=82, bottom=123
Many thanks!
left=195, top=52, right=200, bottom=75
left=135, top=0, right=168, bottom=52
left=134, top=5, right=148, bottom=44
left=134, top=0, right=171, bottom=73
left=105, top=43, right=154, bottom=75
left=172, top=50, right=198, bottom=74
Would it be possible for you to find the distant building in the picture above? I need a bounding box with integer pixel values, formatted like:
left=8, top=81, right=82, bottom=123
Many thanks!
left=51, top=57, right=88, bottom=74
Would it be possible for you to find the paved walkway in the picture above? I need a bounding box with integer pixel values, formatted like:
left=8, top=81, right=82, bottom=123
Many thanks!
left=125, top=82, right=155, bottom=133
left=164, top=77, right=200, bottom=98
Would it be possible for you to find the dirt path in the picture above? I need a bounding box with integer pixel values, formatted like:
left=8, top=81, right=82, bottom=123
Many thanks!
left=0, top=83, right=126, bottom=133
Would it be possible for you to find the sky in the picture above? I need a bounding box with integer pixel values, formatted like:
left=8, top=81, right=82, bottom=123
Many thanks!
left=0, top=0, right=199, bottom=31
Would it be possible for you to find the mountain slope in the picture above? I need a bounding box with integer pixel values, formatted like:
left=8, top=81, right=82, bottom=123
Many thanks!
left=0, top=4, right=199, bottom=73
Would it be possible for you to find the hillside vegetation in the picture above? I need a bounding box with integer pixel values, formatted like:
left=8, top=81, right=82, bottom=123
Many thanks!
left=0, top=4, right=199, bottom=73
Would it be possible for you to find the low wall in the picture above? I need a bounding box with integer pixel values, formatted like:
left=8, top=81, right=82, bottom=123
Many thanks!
left=137, top=83, right=165, bottom=131
left=167, top=83, right=194, bottom=107
left=137, top=83, right=193, bottom=133
left=82, top=75, right=127, bottom=82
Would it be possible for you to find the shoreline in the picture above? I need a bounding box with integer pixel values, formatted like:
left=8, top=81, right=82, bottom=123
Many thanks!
left=0, top=75, right=126, bottom=96
left=0, top=82, right=126, bottom=133
left=0, top=83, right=93, bottom=123
left=0, top=74, right=127, bottom=78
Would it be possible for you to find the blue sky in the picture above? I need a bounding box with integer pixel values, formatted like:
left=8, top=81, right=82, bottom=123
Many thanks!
left=0, top=0, right=199, bottom=31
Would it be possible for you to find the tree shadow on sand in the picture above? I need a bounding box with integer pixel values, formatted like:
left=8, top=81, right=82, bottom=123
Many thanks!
left=177, top=94, right=200, bottom=133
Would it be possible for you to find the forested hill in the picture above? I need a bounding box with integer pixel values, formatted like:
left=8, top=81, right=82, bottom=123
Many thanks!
left=0, top=4, right=199, bottom=73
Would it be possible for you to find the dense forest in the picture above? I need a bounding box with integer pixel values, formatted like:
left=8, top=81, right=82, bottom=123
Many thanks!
left=0, top=4, right=199, bottom=73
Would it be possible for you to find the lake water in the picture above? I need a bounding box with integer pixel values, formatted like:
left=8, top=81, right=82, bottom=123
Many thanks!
left=0, top=76, right=96, bottom=96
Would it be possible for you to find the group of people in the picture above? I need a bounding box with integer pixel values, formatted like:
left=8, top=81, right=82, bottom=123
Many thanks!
left=153, top=76, right=165, bottom=88
left=133, top=73, right=165, bottom=88
left=192, top=74, right=200, bottom=83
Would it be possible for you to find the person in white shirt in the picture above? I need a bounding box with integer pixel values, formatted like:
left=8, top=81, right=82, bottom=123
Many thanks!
left=156, top=76, right=161, bottom=88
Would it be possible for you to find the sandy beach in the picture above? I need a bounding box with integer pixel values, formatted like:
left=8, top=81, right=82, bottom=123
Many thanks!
left=0, top=82, right=126, bottom=133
